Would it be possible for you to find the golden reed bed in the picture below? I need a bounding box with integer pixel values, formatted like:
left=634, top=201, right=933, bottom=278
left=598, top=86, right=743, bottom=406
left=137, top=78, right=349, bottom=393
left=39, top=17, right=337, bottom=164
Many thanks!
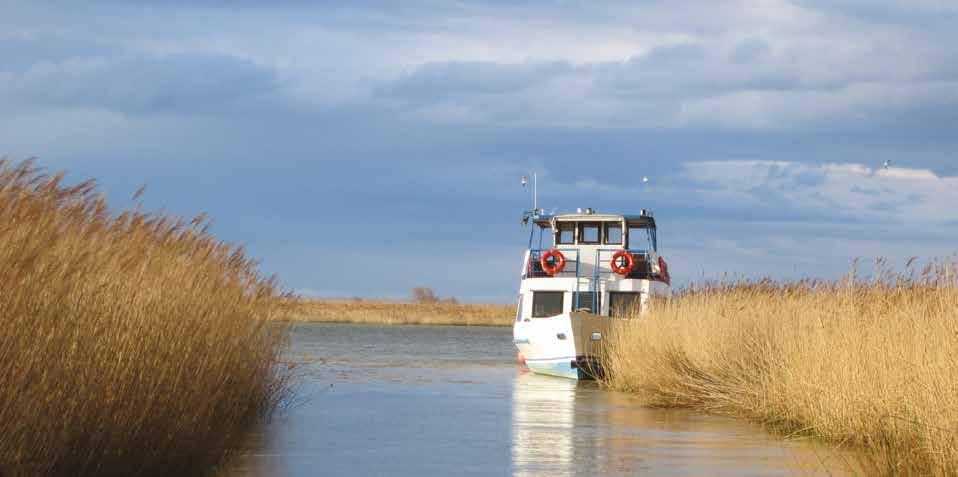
left=604, top=267, right=958, bottom=476
left=0, top=160, right=291, bottom=477
left=290, top=300, right=514, bottom=326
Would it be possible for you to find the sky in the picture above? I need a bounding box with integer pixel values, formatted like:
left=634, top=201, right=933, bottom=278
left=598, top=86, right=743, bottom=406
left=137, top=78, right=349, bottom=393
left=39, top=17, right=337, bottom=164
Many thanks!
left=2, top=0, right=957, bottom=302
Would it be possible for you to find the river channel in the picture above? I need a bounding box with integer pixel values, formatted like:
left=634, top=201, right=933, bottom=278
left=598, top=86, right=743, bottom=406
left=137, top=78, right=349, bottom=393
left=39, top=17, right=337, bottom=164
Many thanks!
left=227, top=323, right=856, bottom=476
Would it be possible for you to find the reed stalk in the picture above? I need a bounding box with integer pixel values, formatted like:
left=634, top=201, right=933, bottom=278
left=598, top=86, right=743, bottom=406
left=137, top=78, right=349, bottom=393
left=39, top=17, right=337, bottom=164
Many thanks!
left=603, top=266, right=958, bottom=475
left=0, top=160, right=291, bottom=476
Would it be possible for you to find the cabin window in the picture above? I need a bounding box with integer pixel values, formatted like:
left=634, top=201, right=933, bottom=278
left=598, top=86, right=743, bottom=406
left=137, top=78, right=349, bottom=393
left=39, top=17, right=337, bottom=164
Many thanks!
left=556, top=223, right=575, bottom=245
left=604, top=223, right=623, bottom=245
left=532, top=291, right=564, bottom=318
left=574, top=291, right=600, bottom=314
left=627, top=225, right=648, bottom=250
left=578, top=222, right=600, bottom=244
left=609, top=292, right=641, bottom=317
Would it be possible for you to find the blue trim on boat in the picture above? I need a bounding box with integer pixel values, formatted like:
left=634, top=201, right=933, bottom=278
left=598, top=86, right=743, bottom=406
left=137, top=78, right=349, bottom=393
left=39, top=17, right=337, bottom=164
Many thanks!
left=524, top=357, right=579, bottom=380
left=524, top=356, right=575, bottom=362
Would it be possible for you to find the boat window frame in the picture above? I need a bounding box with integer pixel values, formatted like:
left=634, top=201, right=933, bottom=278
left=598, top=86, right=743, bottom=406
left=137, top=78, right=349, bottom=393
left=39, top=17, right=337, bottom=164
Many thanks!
left=604, top=223, right=623, bottom=245
left=555, top=222, right=575, bottom=245
left=574, top=291, right=601, bottom=314
left=577, top=221, right=601, bottom=245
left=531, top=291, right=565, bottom=318
left=626, top=224, right=650, bottom=250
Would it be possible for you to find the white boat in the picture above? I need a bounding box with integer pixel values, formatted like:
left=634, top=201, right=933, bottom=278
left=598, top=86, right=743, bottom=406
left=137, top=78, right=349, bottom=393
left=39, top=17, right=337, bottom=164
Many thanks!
left=513, top=208, right=671, bottom=379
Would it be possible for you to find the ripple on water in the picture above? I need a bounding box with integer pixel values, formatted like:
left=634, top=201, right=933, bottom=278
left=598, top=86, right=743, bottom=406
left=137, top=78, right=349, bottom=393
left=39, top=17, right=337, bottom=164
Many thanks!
left=227, top=323, right=863, bottom=477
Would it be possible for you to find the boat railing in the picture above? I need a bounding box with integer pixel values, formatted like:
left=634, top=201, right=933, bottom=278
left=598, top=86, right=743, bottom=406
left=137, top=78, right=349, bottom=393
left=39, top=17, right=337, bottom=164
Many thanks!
left=524, top=248, right=654, bottom=280
left=570, top=249, right=652, bottom=313
left=522, top=248, right=657, bottom=315
left=594, top=249, right=654, bottom=280
left=525, top=248, right=580, bottom=278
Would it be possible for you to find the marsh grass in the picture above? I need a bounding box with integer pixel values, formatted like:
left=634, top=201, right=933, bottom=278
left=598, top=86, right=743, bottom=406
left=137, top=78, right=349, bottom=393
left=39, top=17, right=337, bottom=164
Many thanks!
left=603, top=261, right=958, bottom=475
left=0, top=160, right=291, bottom=476
left=291, top=299, right=514, bottom=326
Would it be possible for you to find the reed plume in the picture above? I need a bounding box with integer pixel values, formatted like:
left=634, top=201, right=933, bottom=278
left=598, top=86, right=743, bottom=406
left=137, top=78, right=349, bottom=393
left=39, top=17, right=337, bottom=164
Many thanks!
left=604, top=263, right=958, bottom=475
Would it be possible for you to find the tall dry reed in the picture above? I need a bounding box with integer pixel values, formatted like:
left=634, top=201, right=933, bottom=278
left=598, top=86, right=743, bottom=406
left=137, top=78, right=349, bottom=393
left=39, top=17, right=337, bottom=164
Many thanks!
left=0, top=160, right=291, bottom=477
left=603, top=264, right=958, bottom=475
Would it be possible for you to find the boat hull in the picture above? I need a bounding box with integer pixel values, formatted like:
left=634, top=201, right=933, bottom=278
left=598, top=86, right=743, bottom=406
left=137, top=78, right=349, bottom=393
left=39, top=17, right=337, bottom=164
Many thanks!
left=523, top=356, right=579, bottom=380
left=513, top=312, right=616, bottom=380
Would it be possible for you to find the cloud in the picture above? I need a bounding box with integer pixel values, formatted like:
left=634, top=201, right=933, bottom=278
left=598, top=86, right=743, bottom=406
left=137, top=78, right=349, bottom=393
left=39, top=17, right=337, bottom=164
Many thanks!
left=378, top=61, right=573, bottom=100
left=679, top=160, right=958, bottom=224
left=565, top=159, right=958, bottom=228
left=7, top=52, right=281, bottom=115
left=9, top=0, right=958, bottom=131
left=4, top=0, right=958, bottom=299
left=372, top=23, right=958, bottom=130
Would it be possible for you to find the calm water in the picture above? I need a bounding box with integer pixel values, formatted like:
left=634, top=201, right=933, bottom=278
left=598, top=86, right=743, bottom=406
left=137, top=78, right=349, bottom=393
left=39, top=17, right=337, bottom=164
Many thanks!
left=227, top=324, right=856, bottom=476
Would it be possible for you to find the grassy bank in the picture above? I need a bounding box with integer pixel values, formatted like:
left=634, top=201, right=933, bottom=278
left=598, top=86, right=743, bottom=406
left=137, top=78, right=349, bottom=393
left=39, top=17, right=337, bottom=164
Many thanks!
left=0, top=160, right=291, bottom=476
left=603, top=268, right=958, bottom=475
left=290, top=299, right=514, bottom=326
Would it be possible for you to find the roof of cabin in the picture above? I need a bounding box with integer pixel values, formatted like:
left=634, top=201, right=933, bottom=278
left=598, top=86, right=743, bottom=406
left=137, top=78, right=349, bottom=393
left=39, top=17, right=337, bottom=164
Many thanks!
left=531, top=213, right=655, bottom=228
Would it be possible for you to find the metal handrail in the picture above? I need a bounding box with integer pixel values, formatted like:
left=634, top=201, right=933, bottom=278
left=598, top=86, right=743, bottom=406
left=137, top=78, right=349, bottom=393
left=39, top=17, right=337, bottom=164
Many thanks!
left=525, top=248, right=580, bottom=279
left=522, top=248, right=655, bottom=315
left=587, top=248, right=655, bottom=313
left=594, top=249, right=654, bottom=276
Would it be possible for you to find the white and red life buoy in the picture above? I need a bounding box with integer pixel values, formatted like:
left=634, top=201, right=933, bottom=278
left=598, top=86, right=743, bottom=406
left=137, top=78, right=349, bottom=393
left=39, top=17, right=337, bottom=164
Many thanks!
left=610, top=249, right=635, bottom=276
left=540, top=249, right=566, bottom=276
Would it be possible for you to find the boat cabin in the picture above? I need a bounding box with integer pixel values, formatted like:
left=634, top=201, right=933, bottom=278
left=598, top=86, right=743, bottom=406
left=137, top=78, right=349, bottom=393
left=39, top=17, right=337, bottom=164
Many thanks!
left=518, top=209, right=668, bottom=319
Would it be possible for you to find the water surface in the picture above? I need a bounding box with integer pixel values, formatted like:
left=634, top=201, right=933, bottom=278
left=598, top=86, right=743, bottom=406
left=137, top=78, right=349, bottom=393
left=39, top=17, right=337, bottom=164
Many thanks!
left=227, top=323, right=856, bottom=476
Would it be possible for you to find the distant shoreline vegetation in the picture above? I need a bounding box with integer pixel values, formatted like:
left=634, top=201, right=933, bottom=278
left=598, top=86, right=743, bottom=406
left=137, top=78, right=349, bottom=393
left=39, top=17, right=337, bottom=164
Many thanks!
left=289, top=290, right=514, bottom=327
left=0, top=160, right=291, bottom=476
left=603, top=264, right=958, bottom=475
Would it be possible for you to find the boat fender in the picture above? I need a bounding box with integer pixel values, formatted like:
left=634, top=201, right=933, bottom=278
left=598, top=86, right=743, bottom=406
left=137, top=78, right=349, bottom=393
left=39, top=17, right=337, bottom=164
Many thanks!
left=657, top=256, right=671, bottom=286
left=610, top=249, right=635, bottom=275
left=540, top=249, right=566, bottom=276
left=517, top=352, right=526, bottom=366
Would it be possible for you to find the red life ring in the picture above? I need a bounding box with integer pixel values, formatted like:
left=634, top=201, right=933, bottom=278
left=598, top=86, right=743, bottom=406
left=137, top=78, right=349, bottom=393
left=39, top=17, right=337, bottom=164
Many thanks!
left=540, top=249, right=566, bottom=276
left=610, top=249, right=634, bottom=275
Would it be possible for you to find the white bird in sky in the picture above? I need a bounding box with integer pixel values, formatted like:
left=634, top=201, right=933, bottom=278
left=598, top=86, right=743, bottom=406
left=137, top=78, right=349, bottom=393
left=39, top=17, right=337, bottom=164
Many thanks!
left=883, top=160, right=891, bottom=170
left=642, top=176, right=649, bottom=183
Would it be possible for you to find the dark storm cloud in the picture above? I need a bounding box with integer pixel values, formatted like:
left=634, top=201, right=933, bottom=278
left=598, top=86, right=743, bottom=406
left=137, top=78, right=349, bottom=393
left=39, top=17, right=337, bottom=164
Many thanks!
left=378, top=61, right=574, bottom=100
left=594, top=43, right=808, bottom=97
left=11, top=53, right=281, bottom=115
left=0, top=35, right=123, bottom=73
left=4, top=0, right=958, bottom=299
left=793, top=0, right=958, bottom=28
left=729, top=38, right=771, bottom=64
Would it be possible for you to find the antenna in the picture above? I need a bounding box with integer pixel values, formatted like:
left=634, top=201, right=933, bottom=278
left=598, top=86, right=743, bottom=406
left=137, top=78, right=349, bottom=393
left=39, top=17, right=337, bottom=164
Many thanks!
left=533, top=172, right=537, bottom=212
left=521, top=172, right=539, bottom=213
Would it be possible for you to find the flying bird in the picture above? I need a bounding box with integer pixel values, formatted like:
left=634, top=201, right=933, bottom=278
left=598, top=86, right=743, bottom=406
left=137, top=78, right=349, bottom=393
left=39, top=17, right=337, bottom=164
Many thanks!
left=883, top=160, right=891, bottom=170
left=642, top=176, right=649, bottom=183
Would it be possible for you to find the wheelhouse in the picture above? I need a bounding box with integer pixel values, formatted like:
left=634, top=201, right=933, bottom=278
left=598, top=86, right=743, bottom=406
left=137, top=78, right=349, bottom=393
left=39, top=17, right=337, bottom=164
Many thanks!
left=513, top=206, right=673, bottom=379
left=518, top=209, right=668, bottom=318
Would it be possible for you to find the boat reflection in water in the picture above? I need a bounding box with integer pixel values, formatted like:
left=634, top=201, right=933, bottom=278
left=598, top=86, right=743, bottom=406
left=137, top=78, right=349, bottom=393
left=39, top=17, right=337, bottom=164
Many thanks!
left=510, top=371, right=858, bottom=477
left=511, top=372, right=578, bottom=476
left=225, top=325, right=860, bottom=477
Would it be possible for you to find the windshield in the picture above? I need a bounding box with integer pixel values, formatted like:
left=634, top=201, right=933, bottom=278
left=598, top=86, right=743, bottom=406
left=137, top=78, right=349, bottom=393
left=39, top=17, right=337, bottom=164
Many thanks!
left=627, top=225, right=655, bottom=250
